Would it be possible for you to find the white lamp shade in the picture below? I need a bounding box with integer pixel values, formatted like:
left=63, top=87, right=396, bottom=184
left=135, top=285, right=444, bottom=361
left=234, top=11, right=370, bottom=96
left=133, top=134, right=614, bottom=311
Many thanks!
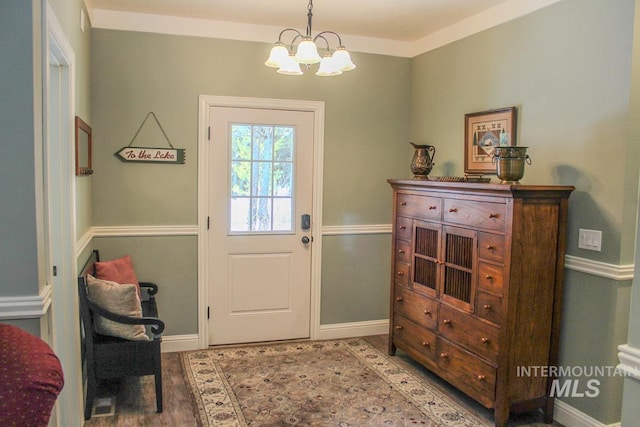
left=277, top=54, right=303, bottom=75
left=265, top=43, right=289, bottom=68
left=332, top=47, right=356, bottom=71
left=316, top=54, right=342, bottom=77
left=294, top=38, right=321, bottom=64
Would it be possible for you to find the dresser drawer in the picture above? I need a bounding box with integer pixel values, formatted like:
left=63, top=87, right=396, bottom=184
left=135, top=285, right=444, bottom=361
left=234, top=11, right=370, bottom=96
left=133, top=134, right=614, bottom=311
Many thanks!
left=443, top=199, right=506, bottom=231
left=478, top=232, right=505, bottom=263
left=477, top=291, right=503, bottom=325
left=394, top=261, right=410, bottom=286
left=438, top=304, right=499, bottom=364
left=478, top=262, right=504, bottom=294
left=396, top=216, right=412, bottom=241
left=394, top=285, right=437, bottom=330
left=395, top=240, right=411, bottom=264
left=436, top=338, right=496, bottom=406
left=393, top=314, right=437, bottom=361
left=397, top=193, right=441, bottom=221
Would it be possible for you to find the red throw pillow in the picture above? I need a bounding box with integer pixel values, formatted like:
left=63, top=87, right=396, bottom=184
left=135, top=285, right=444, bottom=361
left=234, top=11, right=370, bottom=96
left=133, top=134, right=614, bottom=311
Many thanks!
left=95, top=255, right=141, bottom=296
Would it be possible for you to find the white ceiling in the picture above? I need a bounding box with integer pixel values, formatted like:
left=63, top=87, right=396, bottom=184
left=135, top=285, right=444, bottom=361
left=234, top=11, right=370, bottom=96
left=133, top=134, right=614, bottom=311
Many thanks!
left=88, top=0, right=563, bottom=56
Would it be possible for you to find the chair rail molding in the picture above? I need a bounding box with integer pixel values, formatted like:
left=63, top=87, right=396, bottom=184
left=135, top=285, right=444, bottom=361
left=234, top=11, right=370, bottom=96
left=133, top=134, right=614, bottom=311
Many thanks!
left=78, top=225, right=634, bottom=282
left=0, top=286, right=52, bottom=320
left=618, top=344, right=640, bottom=381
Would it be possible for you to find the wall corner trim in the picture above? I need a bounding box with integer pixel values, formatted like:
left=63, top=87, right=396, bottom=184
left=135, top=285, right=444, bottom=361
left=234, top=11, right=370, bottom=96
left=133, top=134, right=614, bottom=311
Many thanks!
left=0, top=286, right=53, bottom=320
left=618, top=344, right=640, bottom=381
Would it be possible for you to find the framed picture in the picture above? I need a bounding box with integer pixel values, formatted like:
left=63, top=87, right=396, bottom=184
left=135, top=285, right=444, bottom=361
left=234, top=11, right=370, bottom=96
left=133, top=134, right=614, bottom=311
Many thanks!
left=464, top=107, right=516, bottom=174
left=75, top=116, right=93, bottom=176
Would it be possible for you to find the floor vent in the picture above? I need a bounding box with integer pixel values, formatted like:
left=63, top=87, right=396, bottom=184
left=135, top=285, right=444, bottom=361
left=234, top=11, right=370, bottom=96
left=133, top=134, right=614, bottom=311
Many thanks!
left=91, top=396, right=116, bottom=417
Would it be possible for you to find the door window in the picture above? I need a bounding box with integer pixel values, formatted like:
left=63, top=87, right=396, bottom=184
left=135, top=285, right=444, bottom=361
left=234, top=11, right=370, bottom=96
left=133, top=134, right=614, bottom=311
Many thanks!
left=229, top=124, right=295, bottom=233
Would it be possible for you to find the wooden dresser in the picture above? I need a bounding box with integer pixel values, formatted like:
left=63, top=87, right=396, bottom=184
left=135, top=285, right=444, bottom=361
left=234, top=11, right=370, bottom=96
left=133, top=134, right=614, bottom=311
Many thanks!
left=387, top=180, right=573, bottom=427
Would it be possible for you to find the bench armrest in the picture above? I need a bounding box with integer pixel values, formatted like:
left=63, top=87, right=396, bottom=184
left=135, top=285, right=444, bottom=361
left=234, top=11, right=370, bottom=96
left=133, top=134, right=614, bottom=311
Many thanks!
left=139, top=281, right=159, bottom=297
left=86, top=298, right=165, bottom=337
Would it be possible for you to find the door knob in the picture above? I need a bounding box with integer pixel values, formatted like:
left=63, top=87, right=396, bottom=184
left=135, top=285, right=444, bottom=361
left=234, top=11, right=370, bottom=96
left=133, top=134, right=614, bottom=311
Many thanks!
left=302, top=236, right=310, bottom=244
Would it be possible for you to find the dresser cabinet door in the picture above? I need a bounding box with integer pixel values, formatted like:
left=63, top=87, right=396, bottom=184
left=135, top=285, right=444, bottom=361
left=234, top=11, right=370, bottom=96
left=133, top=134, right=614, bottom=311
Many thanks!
left=440, top=226, right=477, bottom=312
left=411, top=220, right=441, bottom=297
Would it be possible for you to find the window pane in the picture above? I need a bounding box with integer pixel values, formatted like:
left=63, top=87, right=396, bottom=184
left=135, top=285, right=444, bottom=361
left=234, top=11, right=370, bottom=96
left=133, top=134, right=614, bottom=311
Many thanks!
left=228, top=124, right=294, bottom=234
left=251, top=162, right=272, bottom=196
left=253, top=126, right=273, bottom=161
left=251, top=197, right=272, bottom=231
left=273, top=198, right=292, bottom=231
left=230, top=198, right=250, bottom=231
left=231, top=161, right=250, bottom=197
left=231, top=125, right=252, bottom=160
left=274, top=127, right=294, bottom=161
left=273, top=162, right=292, bottom=197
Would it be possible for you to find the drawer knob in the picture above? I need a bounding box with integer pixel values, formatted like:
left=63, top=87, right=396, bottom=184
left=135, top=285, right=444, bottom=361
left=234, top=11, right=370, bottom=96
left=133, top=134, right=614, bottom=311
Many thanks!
left=398, top=249, right=405, bottom=254
left=449, top=208, right=458, bottom=213
left=399, top=225, right=406, bottom=230
left=400, top=201, right=407, bottom=206
left=396, top=297, right=403, bottom=302
left=429, top=205, right=437, bottom=210
left=481, top=337, right=490, bottom=344
left=422, top=341, right=431, bottom=347
left=424, top=309, right=431, bottom=316
left=489, top=213, right=499, bottom=219
left=443, top=319, right=451, bottom=325
left=477, top=375, right=486, bottom=381
left=485, top=274, right=493, bottom=280
left=397, top=271, right=404, bottom=276
left=395, top=325, right=403, bottom=330
left=483, top=304, right=492, bottom=310
left=439, top=352, right=448, bottom=359
left=486, top=245, right=494, bottom=250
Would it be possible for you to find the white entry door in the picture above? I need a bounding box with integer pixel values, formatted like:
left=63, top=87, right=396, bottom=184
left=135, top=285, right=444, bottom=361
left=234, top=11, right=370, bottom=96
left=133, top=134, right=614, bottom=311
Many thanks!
left=208, top=106, right=315, bottom=345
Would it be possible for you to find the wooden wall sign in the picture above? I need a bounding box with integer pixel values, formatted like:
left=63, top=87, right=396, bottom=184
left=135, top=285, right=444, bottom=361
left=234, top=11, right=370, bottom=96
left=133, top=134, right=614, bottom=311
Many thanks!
left=115, top=112, right=186, bottom=164
left=115, top=147, right=185, bottom=163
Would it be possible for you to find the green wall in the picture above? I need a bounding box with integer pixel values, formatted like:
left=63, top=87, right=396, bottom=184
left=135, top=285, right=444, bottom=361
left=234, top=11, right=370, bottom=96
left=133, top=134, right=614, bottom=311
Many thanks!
left=410, top=0, right=636, bottom=423
left=90, top=29, right=411, bottom=333
left=0, top=0, right=41, bottom=298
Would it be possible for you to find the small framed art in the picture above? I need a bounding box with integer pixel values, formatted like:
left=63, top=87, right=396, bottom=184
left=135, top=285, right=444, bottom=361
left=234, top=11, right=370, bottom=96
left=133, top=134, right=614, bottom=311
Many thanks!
left=464, top=107, right=517, bottom=174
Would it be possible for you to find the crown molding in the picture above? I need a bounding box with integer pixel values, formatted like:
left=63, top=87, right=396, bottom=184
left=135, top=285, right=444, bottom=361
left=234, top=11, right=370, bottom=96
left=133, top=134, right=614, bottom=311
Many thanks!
left=410, top=0, right=564, bottom=56
left=91, top=0, right=564, bottom=58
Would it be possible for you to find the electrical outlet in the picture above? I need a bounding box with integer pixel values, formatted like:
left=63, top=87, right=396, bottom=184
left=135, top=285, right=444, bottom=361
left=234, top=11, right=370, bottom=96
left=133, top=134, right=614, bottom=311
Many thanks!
left=578, top=229, right=602, bottom=251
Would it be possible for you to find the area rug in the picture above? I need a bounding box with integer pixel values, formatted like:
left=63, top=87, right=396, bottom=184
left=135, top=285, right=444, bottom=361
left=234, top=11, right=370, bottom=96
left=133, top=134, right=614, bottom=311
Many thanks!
left=181, top=338, right=490, bottom=426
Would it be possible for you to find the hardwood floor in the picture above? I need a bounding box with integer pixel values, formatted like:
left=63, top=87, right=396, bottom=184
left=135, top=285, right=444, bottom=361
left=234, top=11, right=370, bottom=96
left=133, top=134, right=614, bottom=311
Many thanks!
left=83, top=335, right=561, bottom=426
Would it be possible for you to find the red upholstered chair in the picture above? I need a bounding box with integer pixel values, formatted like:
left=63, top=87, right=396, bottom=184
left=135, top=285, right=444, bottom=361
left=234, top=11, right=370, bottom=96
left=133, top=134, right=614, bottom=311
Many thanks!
left=0, top=324, right=64, bottom=427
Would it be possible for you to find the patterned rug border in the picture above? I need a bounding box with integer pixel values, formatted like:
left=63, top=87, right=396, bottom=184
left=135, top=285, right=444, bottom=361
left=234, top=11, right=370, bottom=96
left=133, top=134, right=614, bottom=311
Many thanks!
left=180, top=338, right=491, bottom=427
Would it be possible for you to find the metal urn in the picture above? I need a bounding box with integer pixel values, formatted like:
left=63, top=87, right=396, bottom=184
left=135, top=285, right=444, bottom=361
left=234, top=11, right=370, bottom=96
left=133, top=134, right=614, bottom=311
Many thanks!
left=492, top=146, right=531, bottom=184
left=410, top=142, right=436, bottom=179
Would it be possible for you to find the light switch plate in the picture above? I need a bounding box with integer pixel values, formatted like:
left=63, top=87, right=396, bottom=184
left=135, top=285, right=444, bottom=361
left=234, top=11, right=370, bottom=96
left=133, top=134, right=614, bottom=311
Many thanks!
left=578, top=229, right=602, bottom=251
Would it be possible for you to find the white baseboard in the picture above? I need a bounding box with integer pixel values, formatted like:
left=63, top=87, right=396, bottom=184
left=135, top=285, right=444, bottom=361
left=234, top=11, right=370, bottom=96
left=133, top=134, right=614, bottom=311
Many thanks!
left=161, top=334, right=200, bottom=353
left=553, top=399, right=620, bottom=427
left=318, top=319, right=389, bottom=340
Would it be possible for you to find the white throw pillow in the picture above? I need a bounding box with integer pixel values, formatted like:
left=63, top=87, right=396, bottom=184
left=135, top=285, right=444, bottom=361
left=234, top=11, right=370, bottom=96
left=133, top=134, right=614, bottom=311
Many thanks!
left=86, top=274, right=149, bottom=341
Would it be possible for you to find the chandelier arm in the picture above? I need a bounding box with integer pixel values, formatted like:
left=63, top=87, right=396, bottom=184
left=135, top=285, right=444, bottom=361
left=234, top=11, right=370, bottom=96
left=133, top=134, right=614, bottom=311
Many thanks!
left=278, top=28, right=304, bottom=43
left=314, top=31, right=343, bottom=48
left=314, top=35, right=331, bottom=53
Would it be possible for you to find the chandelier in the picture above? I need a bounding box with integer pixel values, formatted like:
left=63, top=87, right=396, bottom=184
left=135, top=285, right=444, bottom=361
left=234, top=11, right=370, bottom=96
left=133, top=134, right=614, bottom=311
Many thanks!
left=265, top=0, right=356, bottom=76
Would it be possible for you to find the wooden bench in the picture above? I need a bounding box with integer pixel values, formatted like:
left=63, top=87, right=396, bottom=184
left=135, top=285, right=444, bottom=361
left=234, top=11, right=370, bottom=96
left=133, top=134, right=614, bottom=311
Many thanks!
left=78, top=249, right=164, bottom=420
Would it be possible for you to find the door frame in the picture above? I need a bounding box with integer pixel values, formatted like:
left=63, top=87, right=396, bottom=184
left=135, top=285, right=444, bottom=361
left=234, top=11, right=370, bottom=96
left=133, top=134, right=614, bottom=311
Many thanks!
left=197, top=95, right=325, bottom=348
left=42, top=3, right=81, bottom=424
